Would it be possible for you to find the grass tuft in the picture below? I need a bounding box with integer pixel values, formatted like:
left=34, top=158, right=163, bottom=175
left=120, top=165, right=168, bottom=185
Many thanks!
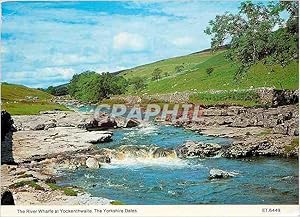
left=46, top=183, right=78, bottom=196
left=110, top=200, right=125, bottom=205
left=63, top=188, right=78, bottom=196
left=284, top=137, right=299, bottom=154
left=9, top=180, right=44, bottom=191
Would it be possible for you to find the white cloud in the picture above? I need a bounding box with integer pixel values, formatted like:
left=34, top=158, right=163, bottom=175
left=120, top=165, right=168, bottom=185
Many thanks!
left=5, top=67, right=76, bottom=82
left=39, top=67, right=76, bottom=79
left=172, top=36, right=194, bottom=47
left=113, top=32, right=145, bottom=51
left=2, top=1, right=242, bottom=87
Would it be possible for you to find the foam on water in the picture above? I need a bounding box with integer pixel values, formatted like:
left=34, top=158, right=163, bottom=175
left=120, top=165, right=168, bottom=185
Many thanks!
left=101, top=157, right=192, bottom=169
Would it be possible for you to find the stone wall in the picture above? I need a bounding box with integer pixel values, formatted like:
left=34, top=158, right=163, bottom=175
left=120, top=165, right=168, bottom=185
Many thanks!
left=110, top=88, right=299, bottom=106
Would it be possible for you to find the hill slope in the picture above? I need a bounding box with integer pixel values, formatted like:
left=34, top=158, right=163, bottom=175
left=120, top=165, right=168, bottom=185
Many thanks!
left=1, top=83, right=53, bottom=101
left=120, top=50, right=299, bottom=95
left=1, top=83, right=68, bottom=115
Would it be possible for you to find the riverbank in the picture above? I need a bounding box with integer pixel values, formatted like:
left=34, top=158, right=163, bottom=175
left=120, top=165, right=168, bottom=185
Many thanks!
left=1, top=110, right=118, bottom=205
left=171, top=104, right=299, bottom=158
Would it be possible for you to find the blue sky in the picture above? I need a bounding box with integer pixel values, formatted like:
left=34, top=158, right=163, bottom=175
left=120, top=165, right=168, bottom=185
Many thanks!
left=1, top=0, right=242, bottom=88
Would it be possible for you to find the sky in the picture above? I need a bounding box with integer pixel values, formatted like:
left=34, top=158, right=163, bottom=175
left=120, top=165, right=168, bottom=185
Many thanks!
left=1, top=0, right=242, bottom=88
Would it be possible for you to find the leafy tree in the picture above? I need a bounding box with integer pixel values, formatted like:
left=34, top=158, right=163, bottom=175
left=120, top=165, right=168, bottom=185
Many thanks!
left=205, top=1, right=298, bottom=77
left=206, top=67, right=214, bottom=76
left=45, top=85, right=68, bottom=96
left=152, top=68, right=162, bottom=81
left=68, top=71, right=128, bottom=102
left=46, top=86, right=56, bottom=95
left=129, top=76, right=146, bottom=91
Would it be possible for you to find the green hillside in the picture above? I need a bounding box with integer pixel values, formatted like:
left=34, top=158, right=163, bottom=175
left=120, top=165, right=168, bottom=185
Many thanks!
left=120, top=50, right=299, bottom=95
left=1, top=83, right=69, bottom=115
left=1, top=83, right=52, bottom=101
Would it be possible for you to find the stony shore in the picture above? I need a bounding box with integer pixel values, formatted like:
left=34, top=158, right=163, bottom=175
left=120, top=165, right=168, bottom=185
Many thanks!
left=1, top=111, right=118, bottom=205
left=172, top=104, right=299, bottom=158
left=1, top=103, right=299, bottom=205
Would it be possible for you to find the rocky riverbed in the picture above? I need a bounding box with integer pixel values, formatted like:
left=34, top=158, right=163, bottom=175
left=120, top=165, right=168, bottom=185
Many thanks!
left=1, top=103, right=299, bottom=205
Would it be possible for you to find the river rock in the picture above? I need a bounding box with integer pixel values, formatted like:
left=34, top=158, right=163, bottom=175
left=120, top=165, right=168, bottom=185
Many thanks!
left=208, top=169, right=237, bottom=179
left=175, top=141, right=222, bottom=158
left=44, top=122, right=57, bottom=130
left=86, top=117, right=117, bottom=131
left=33, top=124, right=45, bottom=131
left=221, top=135, right=297, bottom=158
left=152, top=148, right=176, bottom=158
left=12, top=127, right=114, bottom=163
left=12, top=111, right=93, bottom=131
left=85, top=157, right=99, bottom=169
left=124, top=119, right=140, bottom=128
left=86, top=132, right=113, bottom=144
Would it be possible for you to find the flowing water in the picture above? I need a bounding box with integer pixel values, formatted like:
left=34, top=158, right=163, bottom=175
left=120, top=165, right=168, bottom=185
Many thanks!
left=60, top=123, right=299, bottom=204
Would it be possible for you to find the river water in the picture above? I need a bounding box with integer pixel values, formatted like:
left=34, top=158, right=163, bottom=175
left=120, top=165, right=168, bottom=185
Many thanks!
left=60, top=122, right=299, bottom=204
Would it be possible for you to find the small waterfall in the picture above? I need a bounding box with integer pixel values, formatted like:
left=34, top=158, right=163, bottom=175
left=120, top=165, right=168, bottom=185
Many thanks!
left=99, top=145, right=177, bottom=160
left=97, top=145, right=189, bottom=169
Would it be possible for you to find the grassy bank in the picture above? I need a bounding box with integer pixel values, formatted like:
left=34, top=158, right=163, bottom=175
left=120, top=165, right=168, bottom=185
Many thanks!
left=120, top=51, right=299, bottom=95
left=2, top=101, right=69, bottom=115
left=1, top=83, right=69, bottom=115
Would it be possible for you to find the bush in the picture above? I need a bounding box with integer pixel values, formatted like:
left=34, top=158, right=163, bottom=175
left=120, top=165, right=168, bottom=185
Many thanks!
left=129, top=76, right=146, bottom=91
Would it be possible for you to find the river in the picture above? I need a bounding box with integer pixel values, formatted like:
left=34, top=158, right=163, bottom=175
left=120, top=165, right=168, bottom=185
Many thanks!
left=59, top=119, right=298, bottom=204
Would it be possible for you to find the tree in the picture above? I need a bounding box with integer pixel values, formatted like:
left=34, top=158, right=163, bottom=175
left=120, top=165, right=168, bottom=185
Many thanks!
left=45, top=85, right=68, bottom=96
left=68, top=71, right=128, bottom=102
left=46, top=86, right=55, bottom=95
left=152, top=68, right=162, bottom=81
left=205, top=1, right=298, bottom=77
left=129, top=76, right=146, bottom=91
left=206, top=67, right=214, bottom=76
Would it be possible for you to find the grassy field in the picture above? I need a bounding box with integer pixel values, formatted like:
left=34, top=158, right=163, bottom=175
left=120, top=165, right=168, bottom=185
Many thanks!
left=1, top=83, right=69, bottom=115
left=120, top=50, right=299, bottom=95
